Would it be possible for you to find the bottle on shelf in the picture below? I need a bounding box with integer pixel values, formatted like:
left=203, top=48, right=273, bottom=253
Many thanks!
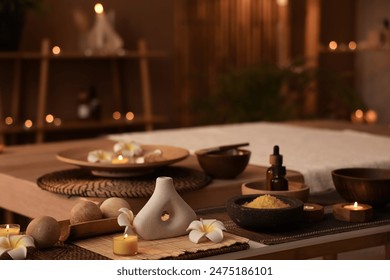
left=77, top=88, right=91, bottom=120
left=89, top=86, right=102, bottom=121
left=77, top=86, right=101, bottom=121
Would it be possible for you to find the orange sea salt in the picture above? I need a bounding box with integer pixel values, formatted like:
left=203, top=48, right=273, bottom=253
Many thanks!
left=244, top=194, right=289, bottom=209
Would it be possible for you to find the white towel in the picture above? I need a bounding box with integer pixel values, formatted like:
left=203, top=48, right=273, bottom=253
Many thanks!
left=109, top=122, right=390, bottom=193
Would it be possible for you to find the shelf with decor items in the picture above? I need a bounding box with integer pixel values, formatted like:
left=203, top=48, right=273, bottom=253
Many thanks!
left=0, top=38, right=168, bottom=144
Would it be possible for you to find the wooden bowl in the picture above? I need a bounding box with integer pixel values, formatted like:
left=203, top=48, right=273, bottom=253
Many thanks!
left=332, top=168, right=390, bottom=207
left=226, top=194, right=304, bottom=231
left=195, top=149, right=251, bottom=179
left=241, top=180, right=310, bottom=202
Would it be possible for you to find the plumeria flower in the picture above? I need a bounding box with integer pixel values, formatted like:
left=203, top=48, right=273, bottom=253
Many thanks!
left=113, top=141, right=143, bottom=158
left=87, top=149, right=113, bottom=163
left=186, top=218, right=226, bottom=244
left=0, top=235, right=35, bottom=260
left=117, top=208, right=136, bottom=235
left=135, top=149, right=163, bottom=164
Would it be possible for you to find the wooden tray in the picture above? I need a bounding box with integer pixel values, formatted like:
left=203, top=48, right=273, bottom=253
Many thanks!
left=59, top=218, right=123, bottom=241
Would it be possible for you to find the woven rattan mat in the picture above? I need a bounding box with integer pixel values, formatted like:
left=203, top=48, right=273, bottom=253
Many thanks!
left=197, top=207, right=390, bottom=245
left=37, top=166, right=211, bottom=198
left=0, top=241, right=249, bottom=260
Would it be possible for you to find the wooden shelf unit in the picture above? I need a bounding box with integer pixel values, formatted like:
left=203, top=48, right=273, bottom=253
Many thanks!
left=0, top=39, right=167, bottom=144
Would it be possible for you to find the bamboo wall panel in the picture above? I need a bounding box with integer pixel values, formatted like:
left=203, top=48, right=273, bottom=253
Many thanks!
left=174, top=0, right=280, bottom=126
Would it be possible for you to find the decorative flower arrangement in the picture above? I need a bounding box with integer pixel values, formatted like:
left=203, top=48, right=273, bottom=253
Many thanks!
left=186, top=218, right=226, bottom=244
left=87, top=141, right=144, bottom=163
left=113, top=141, right=143, bottom=158
left=0, top=234, right=35, bottom=260
left=117, top=208, right=135, bottom=235
left=87, top=149, right=114, bottom=163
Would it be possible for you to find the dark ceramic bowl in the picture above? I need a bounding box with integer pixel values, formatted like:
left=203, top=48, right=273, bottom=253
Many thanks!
left=195, top=149, right=251, bottom=179
left=332, top=168, right=390, bottom=207
left=226, top=194, right=304, bottom=231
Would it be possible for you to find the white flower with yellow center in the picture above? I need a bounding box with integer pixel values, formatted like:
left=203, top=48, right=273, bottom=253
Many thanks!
left=117, top=208, right=135, bottom=235
left=87, top=149, right=113, bottom=163
left=113, top=141, right=143, bottom=158
left=186, top=218, right=226, bottom=243
left=0, top=235, right=35, bottom=260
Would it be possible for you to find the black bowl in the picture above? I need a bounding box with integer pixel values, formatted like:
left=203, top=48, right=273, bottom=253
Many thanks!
left=226, top=194, right=304, bottom=231
left=332, top=168, right=390, bottom=207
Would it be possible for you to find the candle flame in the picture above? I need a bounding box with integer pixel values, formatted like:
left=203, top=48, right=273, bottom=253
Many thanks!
left=124, top=233, right=128, bottom=238
left=94, top=3, right=104, bottom=14
left=354, top=202, right=358, bottom=208
left=118, top=155, right=124, bottom=160
left=6, top=224, right=10, bottom=230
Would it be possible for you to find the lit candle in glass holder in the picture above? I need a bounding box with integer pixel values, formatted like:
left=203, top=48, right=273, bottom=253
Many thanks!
left=0, top=224, right=20, bottom=236
left=112, top=155, right=129, bottom=164
left=113, top=233, right=138, bottom=256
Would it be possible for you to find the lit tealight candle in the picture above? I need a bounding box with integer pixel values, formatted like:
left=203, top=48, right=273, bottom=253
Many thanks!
left=112, top=155, right=129, bottom=164
left=113, top=234, right=138, bottom=256
left=0, top=224, right=20, bottom=237
left=303, top=203, right=324, bottom=222
left=333, top=202, right=373, bottom=222
left=343, top=201, right=364, bottom=210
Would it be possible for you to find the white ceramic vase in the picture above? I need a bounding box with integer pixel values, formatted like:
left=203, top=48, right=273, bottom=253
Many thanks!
left=133, top=176, right=197, bottom=240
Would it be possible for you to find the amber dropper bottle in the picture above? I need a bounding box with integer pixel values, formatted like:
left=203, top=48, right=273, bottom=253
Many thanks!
left=270, top=164, right=288, bottom=191
left=266, top=145, right=289, bottom=191
left=265, top=145, right=283, bottom=190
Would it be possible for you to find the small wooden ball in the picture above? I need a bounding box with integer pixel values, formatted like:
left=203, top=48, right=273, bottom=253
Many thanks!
left=100, top=197, right=131, bottom=218
left=70, top=200, right=102, bottom=224
left=26, top=216, right=61, bottom=249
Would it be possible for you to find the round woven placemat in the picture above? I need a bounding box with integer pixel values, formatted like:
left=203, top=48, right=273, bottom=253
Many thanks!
left=37, top=166, right=211, bottom=198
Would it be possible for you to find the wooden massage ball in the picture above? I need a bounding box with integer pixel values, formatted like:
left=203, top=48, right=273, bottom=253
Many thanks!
left=70, top=200, right=103, bottom=224
left=26, top=216, right=61, bottom=249
left=100, top=197, right=131, bottom=218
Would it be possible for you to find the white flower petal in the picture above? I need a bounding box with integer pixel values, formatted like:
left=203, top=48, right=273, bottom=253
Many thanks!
left=189, top=230, right=206, bottom=244
left=87, top=150, right=113, bottom=163
left=7, top=246, right=27, bottom=260
left=124, top=226, right=136, bottom=235
left=118, top=208, right=134, bottom=222
left=117, top=213, right=131, bottom=227
left=206, top=228, right=224, bottom=243
left=113, top=141, right=143, bottom=157
left=117, top=207, right=134, bottom=234
left=0, top=235, right=34, bottom=260
left=0, top=237, right=10, bottom=257
left=186, top=220, right=203, bottom=231
left=12, top=235, right=34, bottom=248
left=186, top=219, right=226, bottom=243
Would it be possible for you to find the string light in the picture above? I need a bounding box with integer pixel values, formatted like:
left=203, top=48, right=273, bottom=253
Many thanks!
left=329, top=41, right=338, bottom=51
left=45, top=114, right=54, bottom=123
left=5, top=116, right=13, bottom=125
left=52, top=46, right=61, bottom=55
left=348, top=41, right=357, bottom=50
left=125, top=112, right=135, bottom=121
left=94, top=3, right=104, bottom=14
left=53, top=118, right=62, bottom=127
left=24, top=119, right=33, bottom=129
left=112, top=111, right=121, bottom=120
